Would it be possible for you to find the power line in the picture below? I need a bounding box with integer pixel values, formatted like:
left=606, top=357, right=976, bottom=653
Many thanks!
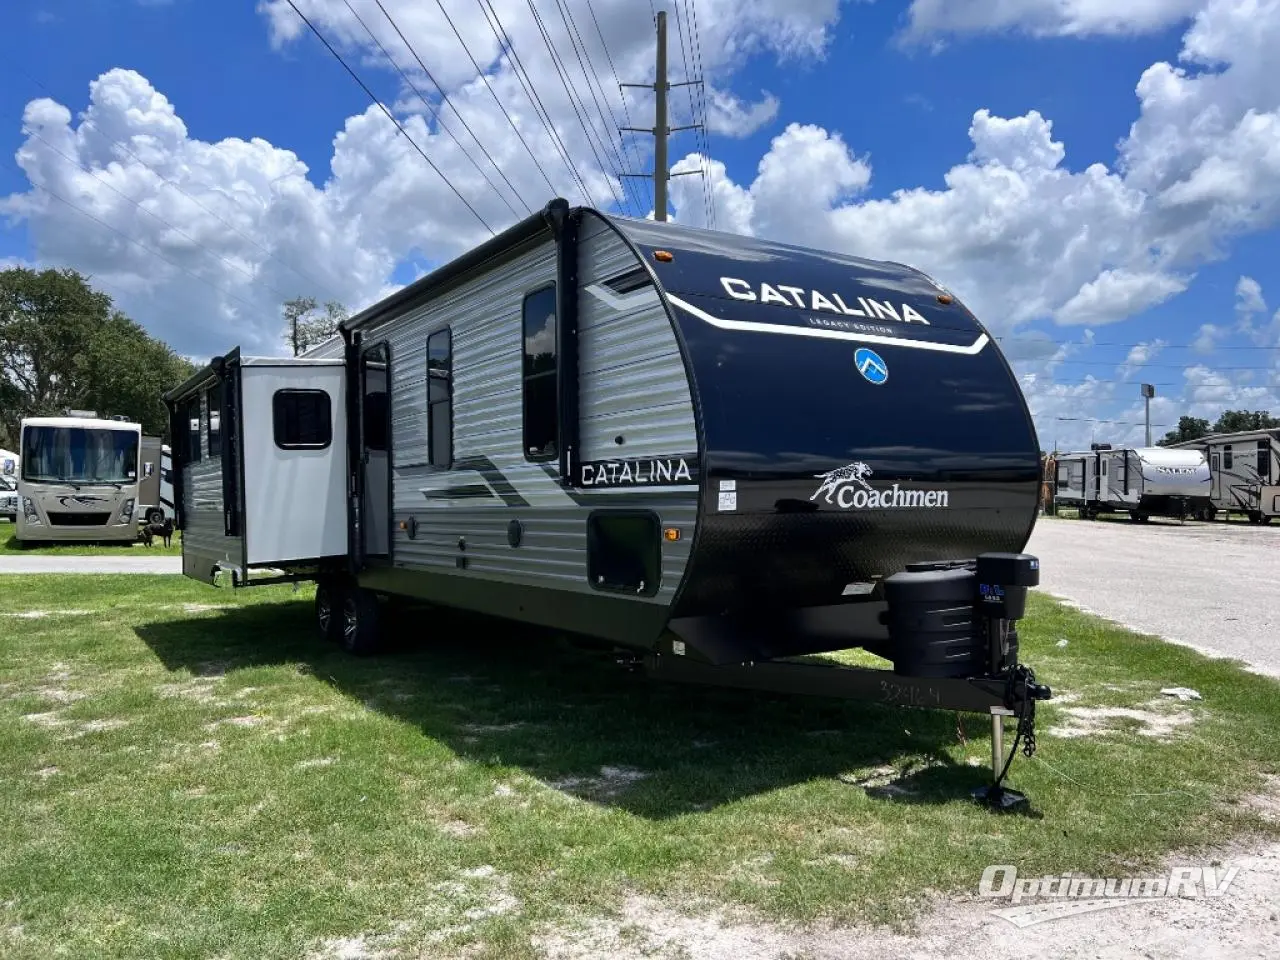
left=9, top=68, right=347, bottom=303
left=429, top=0, right=561, bottom=201
left=671, top=1, right=711, bottom=229
left=284, top=0, right=496, bottom=235
left=474, top=0, right=593, bottom=206
left=550, top=0, right=643, bottom=215
left=525, top=0, right=628, bottom=211
left=996, top=336, right=1279, bottom=350
left=584, top=0, right=650, bottom=213
left=685, top=0, right=716, bottom=228
left=342, top=0, right=528, bottom=219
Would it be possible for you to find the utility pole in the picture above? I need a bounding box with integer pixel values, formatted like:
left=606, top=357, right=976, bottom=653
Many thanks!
left=1141, top=383, right=1155, bottom=446
left=620, top=9, right=704, bottom=221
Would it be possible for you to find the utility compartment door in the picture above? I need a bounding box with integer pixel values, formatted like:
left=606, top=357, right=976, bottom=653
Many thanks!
left=240, top=361, right=348, bottom=565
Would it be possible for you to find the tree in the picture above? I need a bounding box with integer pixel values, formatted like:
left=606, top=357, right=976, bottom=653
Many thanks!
left=1211, top=409, right=1279, bottom=434
left=1159, top=415, right=1211, bottom=446
left=0, top=266, right=195, bottom=445
left=283, top=296, right=347, bottom=356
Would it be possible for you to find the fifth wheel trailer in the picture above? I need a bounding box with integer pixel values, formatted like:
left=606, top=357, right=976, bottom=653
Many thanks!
left=164, top=199, right=1053, bottom=804
left=1166, top=429, right=1280, bottom=523
left=1054, top=445, right=1212, bottom=521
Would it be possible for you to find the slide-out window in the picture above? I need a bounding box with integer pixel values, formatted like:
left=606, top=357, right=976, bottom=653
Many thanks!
left=273, top=389, right=332, bottom=449
left=1224, top=445, right=1233, bottom=470
left=427, top=328, right=452, bottom=467
left=521, top=285, right=558, bottom=462
left=1259, top=441, right=1270, bottom=479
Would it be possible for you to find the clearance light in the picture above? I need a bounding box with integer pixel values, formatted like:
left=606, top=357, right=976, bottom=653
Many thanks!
left=654, top=250, right=674, bottom=262
left=663, top=527, right=681, bottom=542
left=936, top=293, right=954, bottom=305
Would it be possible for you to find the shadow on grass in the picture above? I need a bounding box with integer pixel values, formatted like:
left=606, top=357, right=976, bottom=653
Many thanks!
left=134, top=598, right=1011, bottom=818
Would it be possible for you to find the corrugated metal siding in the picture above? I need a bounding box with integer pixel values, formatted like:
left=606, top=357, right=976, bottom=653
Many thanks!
left=356, top=218, right=699, bottom=603
left=181, top=391, right=242, bottom=569
left=577, top=215, right=698, bottom=462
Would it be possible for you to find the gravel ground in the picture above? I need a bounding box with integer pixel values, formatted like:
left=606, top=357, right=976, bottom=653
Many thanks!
left=0, top=555, right=181, bottom=574
left=1026, top=516, right=1280, bottom=677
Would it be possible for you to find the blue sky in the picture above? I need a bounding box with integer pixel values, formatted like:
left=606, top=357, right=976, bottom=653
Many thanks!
left=3, top=0, right=1278, bottom=450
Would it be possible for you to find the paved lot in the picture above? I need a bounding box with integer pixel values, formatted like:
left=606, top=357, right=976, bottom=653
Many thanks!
left=1026, top=516, right=1280, bottom=676
left=0, top=555, right=181, bottom=575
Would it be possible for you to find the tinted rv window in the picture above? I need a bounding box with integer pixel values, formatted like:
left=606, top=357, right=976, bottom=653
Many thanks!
left=427, top=328, right=452, bottom=467
left=205, top=383, right=222, bottom=457
left=273, top=390, right=332, bottom=449
left=1224, top=445, right=1233, bottom=470
left=522, top=285, right=558, bottom=461
left=1259, top=441, right=1270, bottom=479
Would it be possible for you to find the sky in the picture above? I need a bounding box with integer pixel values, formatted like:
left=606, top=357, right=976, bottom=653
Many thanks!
left=2, top=0, right=1279, bottom=452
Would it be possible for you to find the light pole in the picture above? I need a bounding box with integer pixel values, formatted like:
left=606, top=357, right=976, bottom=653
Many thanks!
left=1141, top=383, right=1155, bottom=446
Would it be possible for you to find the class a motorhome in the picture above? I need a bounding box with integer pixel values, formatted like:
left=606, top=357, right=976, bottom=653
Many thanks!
left=15, top=414, right=145, bottom=543
left=1053, top=444, right=1212, bottom=521
left=163, top=199, right=1054, bottom=794
left=1166, top=429, right=1280, bottom=523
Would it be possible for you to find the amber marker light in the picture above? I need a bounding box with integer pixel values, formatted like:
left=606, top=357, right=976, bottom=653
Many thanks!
left=654, top=250, right=674, bottom=262
left=663, top=527, right=681, bottom=541
left=936, top=293, right=954, bottom=304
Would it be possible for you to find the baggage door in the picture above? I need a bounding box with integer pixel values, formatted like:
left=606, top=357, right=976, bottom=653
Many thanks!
left=359, top=342, right=391, bottom=562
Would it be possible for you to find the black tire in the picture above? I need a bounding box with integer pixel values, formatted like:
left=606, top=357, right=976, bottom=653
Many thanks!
left=145, top=508, right=165, bottom=525
left=339, top=587, right=382, bottom=656
left=1248, top=511, right=1263, bottom=525
left=314, top=579, right=345, bottom=644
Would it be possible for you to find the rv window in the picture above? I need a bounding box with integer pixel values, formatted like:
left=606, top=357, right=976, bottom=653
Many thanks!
left=273, top=389, right=332, bottom=449
left=1056, top=462, right=1067, bottom=488
left=522, top=285, right=558, bottom=462
left=184, top=395, right=202, bottom=463
left=1101, top=460, right=1107, bottom=476
left=1259, top=441, right=1270, bottom=479
left=427, top=328, right=452, bottom=467
left=362, top=389, right=388, bottom=452
left=1224, top=445, right=1233, bottom=470
left=205, top=383, right=222, bottom=458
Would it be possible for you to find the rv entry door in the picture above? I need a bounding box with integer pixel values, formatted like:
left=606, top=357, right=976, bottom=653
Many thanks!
left=359, top=343, right=391, bottom=561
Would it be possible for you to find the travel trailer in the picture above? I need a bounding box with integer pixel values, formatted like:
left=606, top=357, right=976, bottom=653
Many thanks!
left=1166, top=429, right=1280, bottom=523
left=15, top=414, right=144, bottom=543
left=164, top=199, right=1054, bottom=800
left=137, top=437, right=174, bottom=523
left=1054, top=445, right=1212, bottom=521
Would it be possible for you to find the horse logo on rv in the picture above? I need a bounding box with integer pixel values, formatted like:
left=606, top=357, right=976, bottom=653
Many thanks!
left=812, top=462, right=875, bottom=504
left=811, top=462, right=951, bottom=510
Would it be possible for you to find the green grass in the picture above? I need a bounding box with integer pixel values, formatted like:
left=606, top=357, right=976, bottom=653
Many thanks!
left=1, top=521, right=182, bottom=555
left=0, top=576, right=1277, bottom=958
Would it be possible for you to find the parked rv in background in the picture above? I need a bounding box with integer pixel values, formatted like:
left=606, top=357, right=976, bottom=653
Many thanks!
left=15, top=414, right=144, bottom=543
left=1167, top=429, right=1280, bottom=524
left=1055, top=444, right=1212, bottom=521
left=137, top=436, right=174, bottom=523
left=1, top=448, right=17, bottom=521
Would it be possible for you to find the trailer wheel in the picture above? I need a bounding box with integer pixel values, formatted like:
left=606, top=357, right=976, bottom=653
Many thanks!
left=145, top=508, right=165, bottom=525
left=340, top=588, right=382, bottom=656
left=1248, top=511, right=1263, bottom=525
left=314, top=579, right=344, bottom=644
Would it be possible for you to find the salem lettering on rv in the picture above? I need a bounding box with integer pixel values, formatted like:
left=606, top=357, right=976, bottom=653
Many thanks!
left=719, top=277, right=932, bottom=325
left=576, top=456, right=697, bottom=488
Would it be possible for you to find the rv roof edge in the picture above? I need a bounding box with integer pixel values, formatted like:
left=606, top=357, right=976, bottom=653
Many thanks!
left=341, top=197, right=571, bottom=337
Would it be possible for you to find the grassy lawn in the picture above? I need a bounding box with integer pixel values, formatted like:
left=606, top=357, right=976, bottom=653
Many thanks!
left=1, top=576, right=1278, bottom=958
left=1, top=521, right=182, bottom=555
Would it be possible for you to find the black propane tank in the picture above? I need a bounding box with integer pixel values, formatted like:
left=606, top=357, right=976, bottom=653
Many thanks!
left=882, top=561, right=987, bottom=679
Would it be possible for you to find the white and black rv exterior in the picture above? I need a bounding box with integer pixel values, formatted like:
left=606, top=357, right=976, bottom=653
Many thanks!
left=164, top=200, right=1053, bottom=797
left=1167, top=430, right=1280, bottom=523
left=1054, top=445, right=1212, bottom=521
